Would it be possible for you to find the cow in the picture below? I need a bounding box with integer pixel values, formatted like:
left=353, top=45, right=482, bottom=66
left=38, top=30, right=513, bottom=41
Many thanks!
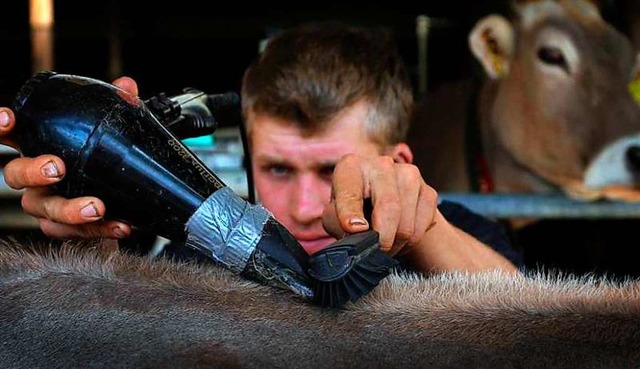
left=408, top=0, right=640, bottom=202
left=1, top=238, right=639, bottom=368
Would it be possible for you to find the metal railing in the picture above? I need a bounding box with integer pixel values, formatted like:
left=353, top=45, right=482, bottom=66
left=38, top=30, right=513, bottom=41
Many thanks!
left=439, top=193, right=640, bottom=219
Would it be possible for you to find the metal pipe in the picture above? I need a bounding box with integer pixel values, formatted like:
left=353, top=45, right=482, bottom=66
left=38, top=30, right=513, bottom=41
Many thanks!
left=439, top=193, right=640, bottom=219
left=416, top=15, right=430, bottom=98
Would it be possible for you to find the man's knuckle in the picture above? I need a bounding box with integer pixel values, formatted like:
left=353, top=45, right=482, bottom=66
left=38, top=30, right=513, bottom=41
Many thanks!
left=375, top=155, right=395, bottom=167
left=383, top=202, right=401, bottom=217
left=404, top=165, right=422, bottom=181
left=340, top=153, right=360, bottom=165
left=20, top=195, right=30, bottom=212
left=41, top=201, right=56, bottom=220
left=397, top=225, right=415, bottom=241
left=423, top=184, right=438, bottom=202
left=409, top=231, right=423, bottom=245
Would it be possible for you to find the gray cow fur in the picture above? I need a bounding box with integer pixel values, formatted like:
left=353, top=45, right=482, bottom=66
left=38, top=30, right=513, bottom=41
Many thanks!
left=0, top=238, right=639, bottom=369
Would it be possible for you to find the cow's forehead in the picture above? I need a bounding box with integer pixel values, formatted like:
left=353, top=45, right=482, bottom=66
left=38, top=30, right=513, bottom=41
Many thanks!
left=514, top=0, right=635, bottom=73
left=518, top=0, right=601, bottom=30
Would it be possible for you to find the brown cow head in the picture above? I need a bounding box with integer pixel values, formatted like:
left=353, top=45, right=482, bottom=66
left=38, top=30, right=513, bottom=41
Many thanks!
left=469, top=0, right=640, bottom=201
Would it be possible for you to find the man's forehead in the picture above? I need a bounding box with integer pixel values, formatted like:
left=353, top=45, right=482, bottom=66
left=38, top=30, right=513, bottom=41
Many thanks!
left=253, top=141, right=351, bottom=164
left=247, top=114, right=337, bottom=137
left=258, top=156, right=340, bottom=171
left=246, top=101, right=371, bottom=135
left=249, top=118, right=362, bottom=146
left=247, top=104, right=384, bottom=161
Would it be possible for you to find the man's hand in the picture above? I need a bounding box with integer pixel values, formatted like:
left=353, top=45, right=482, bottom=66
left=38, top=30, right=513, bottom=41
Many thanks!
left=323, top=153, right=518, bottom=274
left=0, top=77, right=139, bottom=239
left=322, top=154, right=438, bottom=256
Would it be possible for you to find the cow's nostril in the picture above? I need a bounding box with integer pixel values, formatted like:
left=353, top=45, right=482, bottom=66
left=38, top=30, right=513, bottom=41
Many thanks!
left=625, top=146, right=640, bottom=171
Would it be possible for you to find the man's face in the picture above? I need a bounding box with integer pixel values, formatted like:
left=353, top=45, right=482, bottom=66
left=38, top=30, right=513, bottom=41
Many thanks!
left=248, top=102, right=381, bottom=255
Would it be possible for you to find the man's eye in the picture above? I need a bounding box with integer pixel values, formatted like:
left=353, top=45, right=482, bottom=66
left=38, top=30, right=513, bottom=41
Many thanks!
left=268, top=165, right=291, bottom=177
left=319, top=165, right=335, bottom=179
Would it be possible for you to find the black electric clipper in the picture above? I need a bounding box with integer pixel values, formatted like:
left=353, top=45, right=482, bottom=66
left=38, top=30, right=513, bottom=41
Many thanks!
left=11, top=71, right=397, bottom=308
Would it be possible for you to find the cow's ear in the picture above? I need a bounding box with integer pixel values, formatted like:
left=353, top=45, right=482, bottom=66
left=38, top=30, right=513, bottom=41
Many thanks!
left=469, top=15, right=515, bottom=79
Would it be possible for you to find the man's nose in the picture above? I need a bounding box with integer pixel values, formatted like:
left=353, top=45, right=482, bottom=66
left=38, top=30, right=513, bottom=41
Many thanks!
left=290, top=176, right=327, bottom=225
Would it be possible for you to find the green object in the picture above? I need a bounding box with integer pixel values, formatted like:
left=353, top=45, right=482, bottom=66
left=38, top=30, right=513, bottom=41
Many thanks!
left=629, top=79, right=640, bottom=103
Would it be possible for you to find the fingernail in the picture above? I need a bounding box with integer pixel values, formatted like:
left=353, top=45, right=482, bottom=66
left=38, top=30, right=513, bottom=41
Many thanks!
left=80, top=202, right=99, bottom=218
left=0, top=111, right=9, bottom=127
left=349, top=216, right=368, bottom=227
left=41, top=160, right=60, bottom=178
left=112, top=226, right=126, bottom=238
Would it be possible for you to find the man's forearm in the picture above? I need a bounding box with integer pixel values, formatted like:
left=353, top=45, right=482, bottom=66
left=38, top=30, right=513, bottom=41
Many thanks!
left=401, top=210, right=519, bottom=274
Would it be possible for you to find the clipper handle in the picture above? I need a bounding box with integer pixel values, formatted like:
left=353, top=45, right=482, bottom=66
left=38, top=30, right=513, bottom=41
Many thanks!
left=12, top=71, right=316, bottom=299
left=12, top=71, right=225, bottom=241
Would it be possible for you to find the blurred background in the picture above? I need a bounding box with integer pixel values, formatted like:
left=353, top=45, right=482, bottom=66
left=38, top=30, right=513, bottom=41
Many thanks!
left=0, top=1, right=520, bottom=104
left=2, top=1, right=635, bottom=101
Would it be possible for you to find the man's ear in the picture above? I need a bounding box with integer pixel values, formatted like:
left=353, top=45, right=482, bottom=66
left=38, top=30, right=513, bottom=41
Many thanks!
left=388, top=143, right=413, bottom=164
left=469, top=14, right=515, bottom=79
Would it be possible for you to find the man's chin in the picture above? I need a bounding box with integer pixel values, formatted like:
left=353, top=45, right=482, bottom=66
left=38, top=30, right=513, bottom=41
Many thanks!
left=299, top=237, right=337, bottom=255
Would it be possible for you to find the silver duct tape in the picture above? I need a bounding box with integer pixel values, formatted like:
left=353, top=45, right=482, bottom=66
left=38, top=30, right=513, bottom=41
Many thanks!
left=184, top=187, right=271, bottom=273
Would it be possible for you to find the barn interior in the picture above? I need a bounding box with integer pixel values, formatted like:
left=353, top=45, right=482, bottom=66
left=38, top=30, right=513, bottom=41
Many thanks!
left=1, top=0, right=640, bottom=280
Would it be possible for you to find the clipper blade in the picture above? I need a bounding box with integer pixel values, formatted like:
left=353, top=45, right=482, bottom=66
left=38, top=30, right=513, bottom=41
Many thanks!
left=308, top=230, right=398, bottom=308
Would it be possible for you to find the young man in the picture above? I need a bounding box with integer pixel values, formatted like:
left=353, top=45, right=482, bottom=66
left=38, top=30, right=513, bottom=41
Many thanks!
left=0, top=21, right=520, bottom=273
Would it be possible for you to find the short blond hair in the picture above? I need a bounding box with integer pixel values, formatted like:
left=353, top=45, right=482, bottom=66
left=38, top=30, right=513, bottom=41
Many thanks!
left=241, top=21, right=413, bottom=146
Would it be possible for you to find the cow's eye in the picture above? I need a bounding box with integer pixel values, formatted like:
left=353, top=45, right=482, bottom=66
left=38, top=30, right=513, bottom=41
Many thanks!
left=537, top=46, right=569, bottom=72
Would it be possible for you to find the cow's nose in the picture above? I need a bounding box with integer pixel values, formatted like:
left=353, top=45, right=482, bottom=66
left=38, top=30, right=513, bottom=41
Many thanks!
left=585, top=134, right=640, bottom=189
left=625, top=146, right=640, bottom=172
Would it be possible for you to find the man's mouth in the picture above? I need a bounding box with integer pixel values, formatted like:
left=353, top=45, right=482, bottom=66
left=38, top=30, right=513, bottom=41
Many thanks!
left=297, top=236, right=337, bottom=255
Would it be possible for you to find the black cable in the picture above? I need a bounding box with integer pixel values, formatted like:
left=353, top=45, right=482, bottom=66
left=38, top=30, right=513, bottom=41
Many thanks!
left=238, top=115, right=256, bottom=204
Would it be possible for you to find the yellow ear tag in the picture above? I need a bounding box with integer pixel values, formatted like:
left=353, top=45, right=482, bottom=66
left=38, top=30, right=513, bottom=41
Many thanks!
left=491, top=54, right=505, bottom=77
left=628, top=74, right=640, bottom=103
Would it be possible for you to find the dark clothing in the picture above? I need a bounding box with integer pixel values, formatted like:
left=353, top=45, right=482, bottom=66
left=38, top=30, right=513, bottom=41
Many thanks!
left=121, top=201, right=523, bottom=268
left=438, top=200, right=523, bottom=267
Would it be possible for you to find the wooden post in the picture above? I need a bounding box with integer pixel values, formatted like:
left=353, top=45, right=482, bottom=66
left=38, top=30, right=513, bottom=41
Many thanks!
left=29, top=0, right=55, bottom=74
